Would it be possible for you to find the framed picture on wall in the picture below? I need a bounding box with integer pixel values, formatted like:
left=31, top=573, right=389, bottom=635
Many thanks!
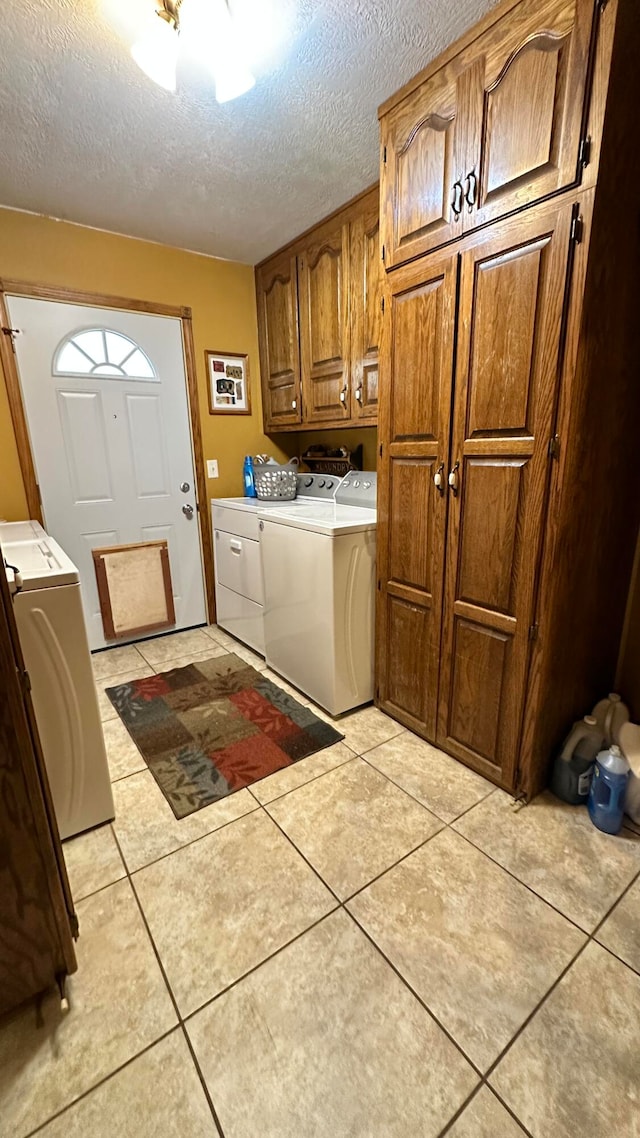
left=206, top=350, right=251, bottom=415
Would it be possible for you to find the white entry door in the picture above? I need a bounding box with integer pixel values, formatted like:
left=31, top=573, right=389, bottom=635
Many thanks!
left=7, top=297, right=207, bottom=649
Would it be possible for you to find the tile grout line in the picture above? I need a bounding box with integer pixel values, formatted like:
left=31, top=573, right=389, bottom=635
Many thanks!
left=358, top=748, right=497, bottom=825
left=245, top=746, right=359, bottom=808
left=435, top=1081, right=537, bottom=1138
left=22, top=1025, right=179, bottom=1138
left=93, top=639, right=640, bottom=1135
left=450, top=826, right=591, bottom=935
left=109, top=828, right=229, bottom=1138
left=181, top=907, right=342, bottom=1026
left=480, top=861, right=640, bottom=1093
left=258, top=805, right=496, bottom=1100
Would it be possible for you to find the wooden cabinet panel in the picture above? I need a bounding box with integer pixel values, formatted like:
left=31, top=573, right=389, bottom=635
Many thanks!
left=379, top=0, right=593, bottom=266
left=463, top=0, right=594, bottom=231
left=298, top=222, right=351, bottom=423
left=384, top=595, right=431, bottom=725
left=447, top=619, right=511, bottom=762
left=380, top=61, right=466, bottom=268
left=377, top=251, right=458, bottom=737
left=389, top=459, right=435, bottom=594
left=351, top=196, right=382, bottom=420
left=437, top=199, right=575, bottom=784
left=457, top=458, right=526, bottom=613
left=256, top=252, right=301, bottom=429
left=390, top=276, right=450, bottom=442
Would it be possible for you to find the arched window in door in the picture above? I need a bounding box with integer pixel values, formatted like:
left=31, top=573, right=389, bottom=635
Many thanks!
left=53, top=328, right=157, bottom=380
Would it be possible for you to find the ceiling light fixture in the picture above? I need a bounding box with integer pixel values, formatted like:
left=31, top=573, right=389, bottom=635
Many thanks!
left=131, top=1, right=182, bottom=93
left=131, top=0, right=255, bottom=103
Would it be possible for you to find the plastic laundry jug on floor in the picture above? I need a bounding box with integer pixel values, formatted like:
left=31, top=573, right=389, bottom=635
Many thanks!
left=588, top=744, right=630, bottom=835
left=591, top=692, right=629, bottom=746
left=550, top=715, right=603, bottom=805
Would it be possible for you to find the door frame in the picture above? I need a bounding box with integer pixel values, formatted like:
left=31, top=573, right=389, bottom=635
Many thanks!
left=0, top=279, right=216, bottom=624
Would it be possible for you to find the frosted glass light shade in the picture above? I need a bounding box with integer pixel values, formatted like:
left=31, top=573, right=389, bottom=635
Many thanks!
left=131, top=14, right=179, bottom=92
left=214, top=59, right=255, bottom=104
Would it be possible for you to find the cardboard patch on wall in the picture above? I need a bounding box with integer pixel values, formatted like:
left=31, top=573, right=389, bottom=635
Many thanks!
left=93, top=541, right=176, bottom=640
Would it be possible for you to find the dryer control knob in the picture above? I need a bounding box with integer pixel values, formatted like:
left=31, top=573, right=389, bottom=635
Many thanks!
left=363, top=481, right=371, bottom=489
left=318, top=479, right=326, bottom=488
left=305, top=477, right=313, bottom=487
left=354, top=480, right=361, bottom=487
left=326, top=480, right=333, bottom=489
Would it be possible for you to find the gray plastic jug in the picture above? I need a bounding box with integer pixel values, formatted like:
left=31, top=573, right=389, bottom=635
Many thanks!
left=550, top=715, right=603, bottom=804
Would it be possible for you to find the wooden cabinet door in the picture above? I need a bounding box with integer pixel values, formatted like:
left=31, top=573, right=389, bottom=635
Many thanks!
left=436, top=199, right=576, bottom=787
left=461, top=0, right=593, bottom=232
left=298, top=222, right=351, bottom=423
left=380, top=57, right=468, bottom=269
left=256, top=252, right=302, bottom=429
left=376, top=249, right=458, bottom=738
left=350, top=194, right=381, bottom=422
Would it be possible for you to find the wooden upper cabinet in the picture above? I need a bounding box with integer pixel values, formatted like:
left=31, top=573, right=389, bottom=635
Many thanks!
left=256, top=187, right=380, bottom=432
left=350, top=195, right=382, bottom=421
left=256, top=252, right=302, bottom=430
left=436, top=198, right=575, bottom=785
left=463, top=0, right=594, bottom=231
left=298, top=221, right=351, bottom=423
left=380, top=0, right=594, bottom=267
left=380, top=59, right=466, bottom=268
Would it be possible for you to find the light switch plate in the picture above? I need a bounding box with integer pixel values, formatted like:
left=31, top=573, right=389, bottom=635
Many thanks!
left=207, top=459, right=219, bottom=479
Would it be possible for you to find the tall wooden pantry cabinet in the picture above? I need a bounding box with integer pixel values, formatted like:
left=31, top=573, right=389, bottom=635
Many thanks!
left=376, top=0, right=640, bottom=798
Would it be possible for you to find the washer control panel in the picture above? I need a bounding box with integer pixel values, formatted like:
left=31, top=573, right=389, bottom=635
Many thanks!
left=335, top=471, right=377, bottom=509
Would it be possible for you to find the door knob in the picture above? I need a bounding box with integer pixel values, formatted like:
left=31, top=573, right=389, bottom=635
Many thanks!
left=180, top=481, right=190, bottom=493
left=182, top=503, right=195, bottom=519
left=448, top=462, right=460, bottom=496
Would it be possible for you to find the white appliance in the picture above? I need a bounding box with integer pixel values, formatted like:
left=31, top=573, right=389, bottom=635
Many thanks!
left=211, top=498, right=285, bottom=653
left=0, top=520, right=114, bottom=839
left=260, top=473, right=377, bottom=715
left=211, top=473, right=347, bottom=655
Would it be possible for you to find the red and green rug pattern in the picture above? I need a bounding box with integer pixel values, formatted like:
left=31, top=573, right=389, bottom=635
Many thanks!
left=106, top=652, right=343, bottom=818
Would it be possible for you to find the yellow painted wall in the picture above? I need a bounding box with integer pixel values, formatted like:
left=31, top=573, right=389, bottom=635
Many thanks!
left=0, top=207, right=295, bottom=521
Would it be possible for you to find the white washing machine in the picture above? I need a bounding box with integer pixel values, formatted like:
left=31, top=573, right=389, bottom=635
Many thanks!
left=1, top=520, right=114, bottom=839
left=260, top=473, right=377, bottom=715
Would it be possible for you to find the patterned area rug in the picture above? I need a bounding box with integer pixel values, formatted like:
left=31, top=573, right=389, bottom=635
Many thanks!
left=106, top=652, right=343, bottom=818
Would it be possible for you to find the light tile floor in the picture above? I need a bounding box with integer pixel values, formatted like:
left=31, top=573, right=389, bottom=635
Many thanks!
left=1, top=625, right=639, bottom=1137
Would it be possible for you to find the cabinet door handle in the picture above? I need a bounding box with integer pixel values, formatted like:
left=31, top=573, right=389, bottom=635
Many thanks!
left=355, top=386, right=363, bottom=404
left=465, top=171, right=477, bottom=209
left=291, top=398, right=297, bottom=410
left=448, top=461, right=460, bottom=496
left=452, top=180, right=463, bottom=218
left=339, top=386, right=348, bottom=405
left=434, top=462, right=445, bottom=496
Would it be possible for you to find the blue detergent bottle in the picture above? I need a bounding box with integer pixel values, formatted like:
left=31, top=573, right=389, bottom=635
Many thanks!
left=243, top=455, right=257, bottom=498
left=588, top=744, right=629, bottom=835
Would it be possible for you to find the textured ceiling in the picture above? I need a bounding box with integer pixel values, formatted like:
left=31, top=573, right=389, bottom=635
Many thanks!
left=0, top=0, right=496, bottom=264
